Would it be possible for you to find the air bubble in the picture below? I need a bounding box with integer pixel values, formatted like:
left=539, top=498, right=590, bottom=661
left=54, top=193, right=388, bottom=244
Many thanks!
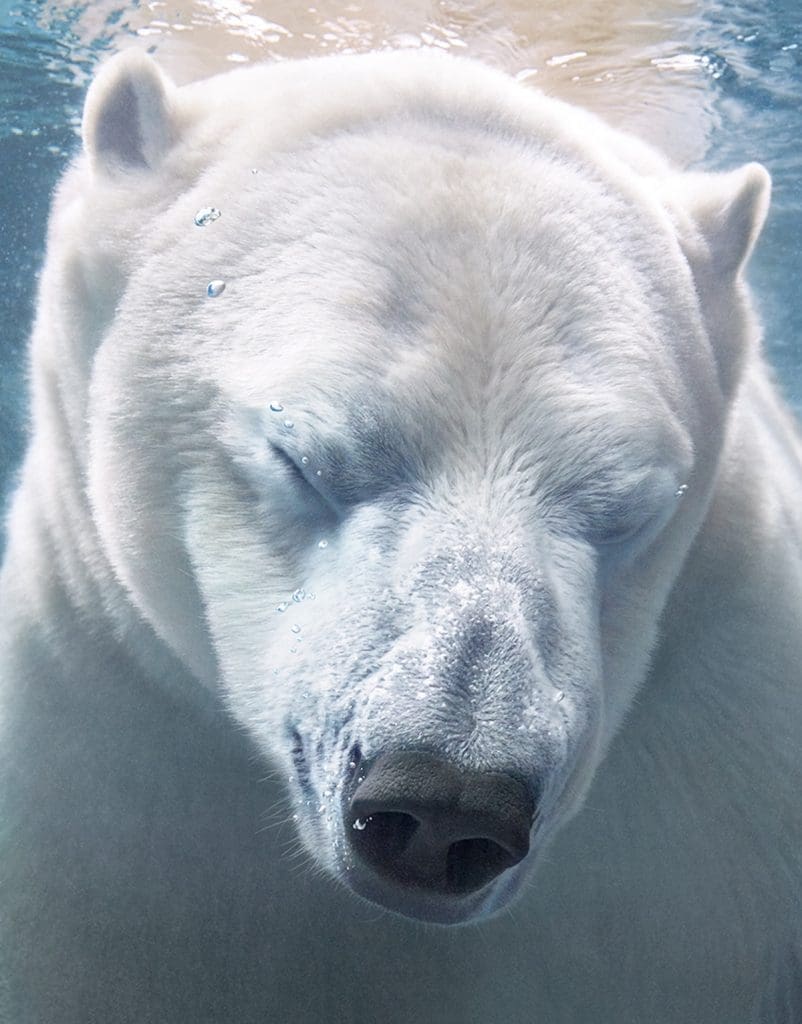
left=554, top=690, right=565, bottom=703
left=352, top=818, right=369, bottom=831
left=291, top=624, right=301, bottom=634
left=675, top=484, right=689, bottom=497
left=301, top=456, right=309, bottom=465
left=283, top=419, right=295, bottom=429
left=315, top=469, right=323, bottom=477
left=269, top=401, right=284, bottom=413
left=194, top=206, right=221, bottom=226
left=292, top=588, right=305, bottom=603
left=318, top=539, right=328, bottom=549
left=276, top=601, right=289, bottom=613
left=206, top=280, right=226, bottom=298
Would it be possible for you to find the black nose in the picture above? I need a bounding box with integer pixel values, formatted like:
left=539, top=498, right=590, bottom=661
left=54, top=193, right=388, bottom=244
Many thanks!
left=347, top=751, right=535, bottom=895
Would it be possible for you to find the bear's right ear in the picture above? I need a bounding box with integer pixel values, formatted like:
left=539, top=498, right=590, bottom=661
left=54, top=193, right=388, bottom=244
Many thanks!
left=666, top=163, right=771, bottom=278
left=82, top=50, right=178, bottom=175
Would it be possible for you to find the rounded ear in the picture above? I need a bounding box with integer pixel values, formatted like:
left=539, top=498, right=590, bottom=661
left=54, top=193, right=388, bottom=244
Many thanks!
left=670, top=163, right=771, bottom=277
left=662, top=163, right=771, bottom=399
left=82, top=50, right=178, bottom=175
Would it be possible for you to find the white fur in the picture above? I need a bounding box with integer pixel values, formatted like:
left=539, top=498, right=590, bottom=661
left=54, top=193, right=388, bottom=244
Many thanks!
left=1, top=49, right=800, bottom=1022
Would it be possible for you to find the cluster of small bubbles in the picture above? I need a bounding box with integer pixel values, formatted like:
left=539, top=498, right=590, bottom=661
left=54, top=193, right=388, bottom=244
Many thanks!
left=318, top=539, right=328, bottom=549
left=697, top=50, right=730, bottom=80
left=193, top=206, right=221, bottom=227
left=283, top=419, right=295, bottom=429
left=269, top=401, right=284, bottom=413
left=675, top=484, right=689, bottom=497
left=206, top=280, right=226, bottom=298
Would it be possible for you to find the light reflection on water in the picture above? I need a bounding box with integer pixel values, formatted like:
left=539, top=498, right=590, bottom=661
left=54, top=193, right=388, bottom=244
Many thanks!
left=3, top=0, right=723, bottom=161
left=0, top=0, right=801, bottom=508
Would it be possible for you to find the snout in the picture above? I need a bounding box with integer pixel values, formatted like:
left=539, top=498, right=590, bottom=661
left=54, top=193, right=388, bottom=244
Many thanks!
left=344, top=750, right=536, bottom=921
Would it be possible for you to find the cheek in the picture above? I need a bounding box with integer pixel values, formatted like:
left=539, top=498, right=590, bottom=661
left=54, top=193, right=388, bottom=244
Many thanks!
left=87, top=401, right=217, bottom=685
left=182, top=473, right=292, bottom=690
left=595, top=500, right=703, bottom=740
left=183, top=479, right=382, bottom=730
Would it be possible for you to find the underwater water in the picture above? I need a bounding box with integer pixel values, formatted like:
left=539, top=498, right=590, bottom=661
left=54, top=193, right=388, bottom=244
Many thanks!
left=1, top=0, right=801, bottom=527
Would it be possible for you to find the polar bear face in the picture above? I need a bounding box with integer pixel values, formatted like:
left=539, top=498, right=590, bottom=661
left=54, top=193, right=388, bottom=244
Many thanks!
left=69, top=51, right=768, bottom=923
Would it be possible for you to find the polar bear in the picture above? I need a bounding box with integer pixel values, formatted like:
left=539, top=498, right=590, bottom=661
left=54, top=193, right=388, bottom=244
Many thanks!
left=1, top=48, right=801, bottom=1024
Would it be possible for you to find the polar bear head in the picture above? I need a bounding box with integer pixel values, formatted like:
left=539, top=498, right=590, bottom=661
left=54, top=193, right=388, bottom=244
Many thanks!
left=51, top=50, right=768, bottom=923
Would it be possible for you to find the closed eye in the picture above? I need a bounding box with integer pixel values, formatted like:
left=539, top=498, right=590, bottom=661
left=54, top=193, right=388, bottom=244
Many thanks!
left=270, top=443, right=341, bottom=516
left=270, top=443, right=310, bottom=488
left=543, top=465, right=683, bottom=556
left=592, top=512, right=660, bottom=548
left=587, top=484, right=679, bottom=556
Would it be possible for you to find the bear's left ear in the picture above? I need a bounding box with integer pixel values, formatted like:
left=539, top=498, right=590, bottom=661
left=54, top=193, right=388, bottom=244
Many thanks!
left=669, top=163, right=771, bottom=277
left=82, top=49, right=178, bottom=175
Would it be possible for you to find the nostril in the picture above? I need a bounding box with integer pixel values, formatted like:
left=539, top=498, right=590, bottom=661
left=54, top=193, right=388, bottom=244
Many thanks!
left=349, top=810, right=525, bottom=895
left=347, top=751, right=535, bottom=896
left=446, top=837, right=517, bottom=894
left=351, top=811, right=418, bottom=860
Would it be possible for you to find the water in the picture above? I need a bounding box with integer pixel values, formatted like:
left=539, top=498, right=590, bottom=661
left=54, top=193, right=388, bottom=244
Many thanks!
left=1, top=0, right=801, bottom=535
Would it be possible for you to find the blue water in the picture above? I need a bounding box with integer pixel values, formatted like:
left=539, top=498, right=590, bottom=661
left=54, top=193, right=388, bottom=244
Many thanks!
left=1, top=0, right=801, bottom=537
